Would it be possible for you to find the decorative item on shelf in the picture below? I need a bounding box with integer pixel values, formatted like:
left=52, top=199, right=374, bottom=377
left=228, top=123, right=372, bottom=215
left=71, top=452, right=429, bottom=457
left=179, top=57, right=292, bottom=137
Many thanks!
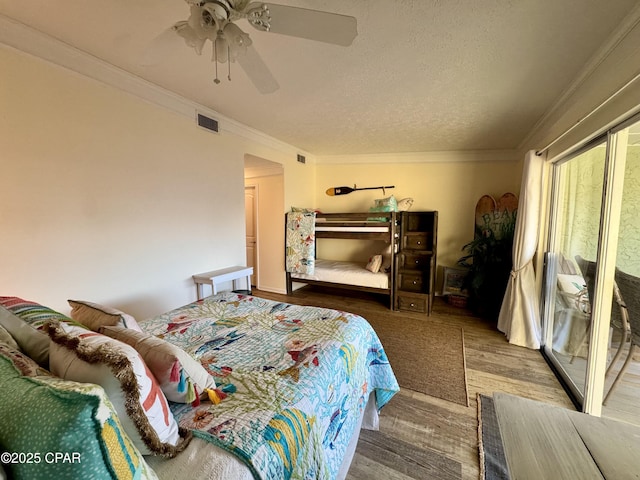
left=325, top=185, right=395, bottom=196
left=368, top=194, right=398, bottom=221
left=397, top=197, right=414, bottom=211
left=457, top=193, right=518, bottom=320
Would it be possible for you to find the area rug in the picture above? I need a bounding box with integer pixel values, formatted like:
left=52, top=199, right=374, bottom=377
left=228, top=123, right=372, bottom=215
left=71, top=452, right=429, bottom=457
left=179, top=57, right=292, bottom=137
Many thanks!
left=477, top=394, right=510, bottom=480
left=367, top=316, right=469, bottom=406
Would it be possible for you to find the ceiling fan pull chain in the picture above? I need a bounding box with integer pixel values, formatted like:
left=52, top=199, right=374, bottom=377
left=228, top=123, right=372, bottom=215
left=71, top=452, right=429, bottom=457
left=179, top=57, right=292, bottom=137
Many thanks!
left=228, top=45, right=231, bottom=81
left=213, top=37, right=221, bottom=84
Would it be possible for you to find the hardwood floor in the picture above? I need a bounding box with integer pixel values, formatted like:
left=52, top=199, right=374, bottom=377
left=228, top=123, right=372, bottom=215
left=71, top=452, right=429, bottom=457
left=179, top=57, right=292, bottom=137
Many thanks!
left=251, top=286, right=575, bottom=480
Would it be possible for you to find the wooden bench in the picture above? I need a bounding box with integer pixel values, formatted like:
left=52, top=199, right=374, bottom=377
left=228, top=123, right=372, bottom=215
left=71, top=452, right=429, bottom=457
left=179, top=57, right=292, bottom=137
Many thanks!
left=192, top=266, right=253, bottom=300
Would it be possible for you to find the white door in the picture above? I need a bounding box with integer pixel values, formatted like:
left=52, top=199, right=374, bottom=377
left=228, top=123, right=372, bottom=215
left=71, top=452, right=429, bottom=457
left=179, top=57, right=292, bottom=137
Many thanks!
left=245, top=186, right=257, bottom=287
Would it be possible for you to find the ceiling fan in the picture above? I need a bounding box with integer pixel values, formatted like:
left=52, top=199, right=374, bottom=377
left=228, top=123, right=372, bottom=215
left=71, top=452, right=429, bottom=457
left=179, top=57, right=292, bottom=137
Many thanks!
left=144, top=0, right=357, bottom=93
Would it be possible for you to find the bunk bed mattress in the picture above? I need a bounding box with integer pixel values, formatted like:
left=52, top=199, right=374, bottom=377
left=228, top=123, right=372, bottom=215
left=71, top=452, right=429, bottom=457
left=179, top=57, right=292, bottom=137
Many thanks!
left=315, top=225, right=390, bottom=233
left=291, top=258, right=390, bottom=289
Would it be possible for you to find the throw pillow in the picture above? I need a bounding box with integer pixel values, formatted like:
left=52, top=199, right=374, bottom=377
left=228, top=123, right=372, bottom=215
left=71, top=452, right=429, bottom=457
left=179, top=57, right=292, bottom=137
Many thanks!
left=0, top=354, right=157, bottom=480
left=99, top=325, right=216, bottom=404
left=0, top=296, right=83, bottom=367
left=68, top=299, right=142, bottom=332
left=366, top=255, right=383, bottom=273
left=0, top=296, right=76, bottom=328
left=0, top=324, right=21, bottom=351
left=45, top=321, right=190, bottom=457
left=0, top=342, right=50, bottom=377
left=0, top=305, right=50, bottom=367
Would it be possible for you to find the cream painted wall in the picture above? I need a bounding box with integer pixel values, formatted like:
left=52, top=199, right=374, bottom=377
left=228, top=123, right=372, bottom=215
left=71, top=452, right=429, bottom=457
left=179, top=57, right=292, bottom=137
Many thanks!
left=313, top=157, right=523, bottom=291
left=0, top=46, right=312, bottom=317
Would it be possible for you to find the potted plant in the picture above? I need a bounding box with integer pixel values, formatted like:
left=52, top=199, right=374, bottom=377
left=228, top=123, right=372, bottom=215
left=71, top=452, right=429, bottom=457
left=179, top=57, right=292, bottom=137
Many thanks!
left=457, top=211, right=516, bottom=320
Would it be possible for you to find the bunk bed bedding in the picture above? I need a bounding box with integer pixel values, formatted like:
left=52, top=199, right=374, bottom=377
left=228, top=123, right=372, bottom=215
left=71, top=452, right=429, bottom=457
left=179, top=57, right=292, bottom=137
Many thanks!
left=139, top=292, right=399, bottom=480
left=314, top=224, right=391, bottom=233
left=291, top=259, right=389, bottom=289
left=286, top=211, right=396, bottom=299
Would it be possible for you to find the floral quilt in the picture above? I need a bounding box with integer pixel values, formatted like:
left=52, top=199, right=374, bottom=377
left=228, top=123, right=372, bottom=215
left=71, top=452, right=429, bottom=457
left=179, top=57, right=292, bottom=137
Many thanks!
left=285, top=211, right=316, bottom=274
left=140, top=292, right=399, bottom=480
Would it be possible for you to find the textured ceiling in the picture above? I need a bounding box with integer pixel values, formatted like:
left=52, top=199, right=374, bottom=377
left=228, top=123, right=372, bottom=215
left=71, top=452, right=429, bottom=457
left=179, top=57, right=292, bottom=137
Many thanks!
left=0, top=0, right=638, bottom=155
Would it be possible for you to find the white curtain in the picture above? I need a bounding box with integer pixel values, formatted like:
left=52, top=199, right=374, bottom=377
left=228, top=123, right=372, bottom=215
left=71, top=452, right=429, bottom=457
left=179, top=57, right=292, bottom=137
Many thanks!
left=497, top=150, right=546, bottom=349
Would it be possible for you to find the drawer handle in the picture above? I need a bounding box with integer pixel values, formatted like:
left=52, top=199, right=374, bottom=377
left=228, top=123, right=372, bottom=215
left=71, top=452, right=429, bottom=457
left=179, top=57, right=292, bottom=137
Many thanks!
left=417, top=241, right=421, bottom=245
left=415, top=260, right=419, bottom=264
left=412, top=280, right=418, bottom=285
left=410, top=303, right=415, bottom=307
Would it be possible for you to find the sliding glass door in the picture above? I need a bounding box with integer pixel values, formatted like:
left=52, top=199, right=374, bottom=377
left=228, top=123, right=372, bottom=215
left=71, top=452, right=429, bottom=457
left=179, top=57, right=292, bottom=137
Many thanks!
left=542, top=115, right=640, bottom=425
left=601, top=124, right=640, bottom=424
left=543, top=141, right=607, bottom=401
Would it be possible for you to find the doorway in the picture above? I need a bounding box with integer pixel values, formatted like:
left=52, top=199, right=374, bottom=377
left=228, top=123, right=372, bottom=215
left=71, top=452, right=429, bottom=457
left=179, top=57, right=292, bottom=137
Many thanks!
left=245, top=185, right=257, bottom=287
left=243, top=154, right=285, bottom=293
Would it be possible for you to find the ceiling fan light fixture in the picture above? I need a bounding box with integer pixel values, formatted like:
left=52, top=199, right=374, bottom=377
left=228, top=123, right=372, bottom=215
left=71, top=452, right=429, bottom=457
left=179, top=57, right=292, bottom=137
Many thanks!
left=223, top=22, right=252, bottom=60
left=214, top=30, right=229, bottom=63
left=187, top=5, right=207, bottom=36
left=245, top=3, right=271, bottom=32
left=202, top=0, right=232, bottom=20
left=174, top=21, right=207, bottom=55
left=165, top=0, right=357, bottom=92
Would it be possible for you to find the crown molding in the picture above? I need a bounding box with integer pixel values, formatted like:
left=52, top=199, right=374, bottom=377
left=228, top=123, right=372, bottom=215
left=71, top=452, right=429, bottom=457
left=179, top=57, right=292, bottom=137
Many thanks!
left=0, top=14, right=307, bottom=157
left=315, top=149, right=519, bottom=165
left=519, top=4, right=640, bottom=151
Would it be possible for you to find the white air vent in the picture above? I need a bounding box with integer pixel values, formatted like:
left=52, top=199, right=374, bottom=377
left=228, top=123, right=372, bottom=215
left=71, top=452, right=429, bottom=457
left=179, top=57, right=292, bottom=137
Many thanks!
left=197, top=113, right=219, bottom=133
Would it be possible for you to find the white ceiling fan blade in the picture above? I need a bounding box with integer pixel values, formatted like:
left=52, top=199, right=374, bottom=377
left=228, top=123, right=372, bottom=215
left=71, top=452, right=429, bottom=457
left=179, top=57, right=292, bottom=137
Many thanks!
left=139, top=26, right=184, bottom=66
left=261, top=4, right=357, bottom=46
left=237, top=45, right=279, bottom=94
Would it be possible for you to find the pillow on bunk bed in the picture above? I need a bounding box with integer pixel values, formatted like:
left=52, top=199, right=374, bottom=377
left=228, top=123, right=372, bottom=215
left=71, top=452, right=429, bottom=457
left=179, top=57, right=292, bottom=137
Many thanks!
left=68, top=299, right=143, bottom=332
left=44, top=321, right=190, bottom=457
left=366, top=255, right=383, bottom=273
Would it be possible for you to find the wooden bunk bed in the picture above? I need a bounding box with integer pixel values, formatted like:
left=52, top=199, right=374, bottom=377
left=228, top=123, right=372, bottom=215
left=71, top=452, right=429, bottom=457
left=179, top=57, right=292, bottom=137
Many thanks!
left=285, top=211, right=397, bottom=308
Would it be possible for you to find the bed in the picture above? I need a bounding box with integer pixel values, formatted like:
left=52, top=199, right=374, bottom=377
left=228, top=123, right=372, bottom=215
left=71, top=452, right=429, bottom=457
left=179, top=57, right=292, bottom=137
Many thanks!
left=286, top=211, right=397, bottom=308
left=0, top=292, right=400, bottom=480
left=141, top=292, right=399, bottom=479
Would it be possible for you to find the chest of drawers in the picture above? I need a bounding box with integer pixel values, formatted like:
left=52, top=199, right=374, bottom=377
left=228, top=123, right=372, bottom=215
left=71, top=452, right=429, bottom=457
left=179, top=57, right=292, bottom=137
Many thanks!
left=394, top=211, right=438, bottom=315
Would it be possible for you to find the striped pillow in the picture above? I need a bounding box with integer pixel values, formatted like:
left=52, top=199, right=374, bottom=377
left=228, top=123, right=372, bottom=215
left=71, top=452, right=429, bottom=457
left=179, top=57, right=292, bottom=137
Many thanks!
left=0, top=296, right=81, bottom=367
left=0, top=296, right=77, bottom=329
